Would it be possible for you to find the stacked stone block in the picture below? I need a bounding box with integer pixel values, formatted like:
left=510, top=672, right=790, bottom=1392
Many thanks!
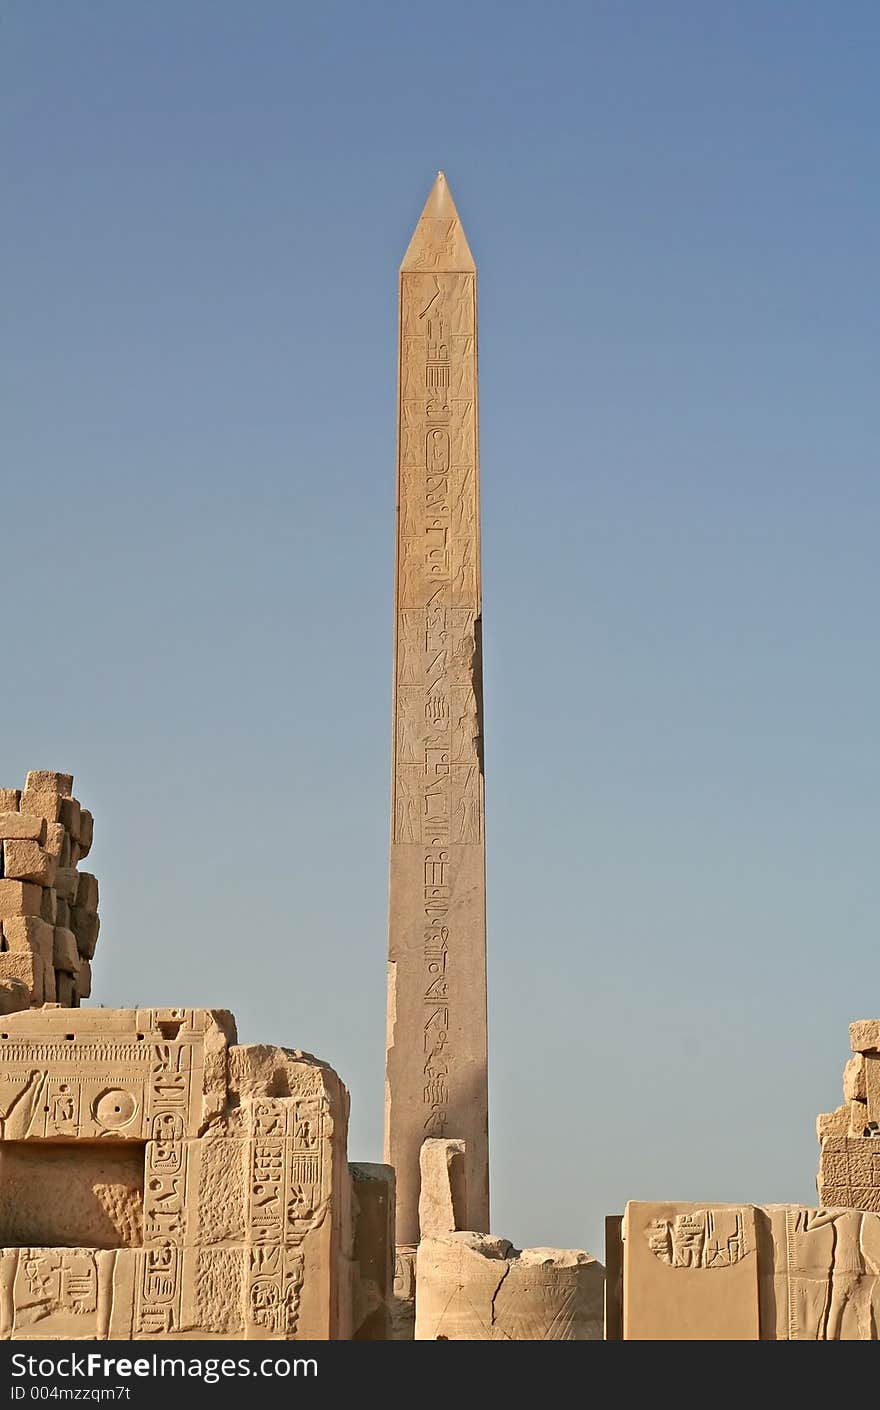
left=0, top=772, right=98, bottom=1012
left=816, top=1021, right=880, bottom=1210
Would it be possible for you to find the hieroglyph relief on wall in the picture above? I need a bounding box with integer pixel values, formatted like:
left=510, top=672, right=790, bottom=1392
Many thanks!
left=0, top=1008, right=351, bottom=1339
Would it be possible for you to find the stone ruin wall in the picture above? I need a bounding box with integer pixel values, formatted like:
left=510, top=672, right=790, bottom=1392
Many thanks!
left=0, top=1007, right=359, bottom=1339
left=0, top=772, right=98, bottom=1012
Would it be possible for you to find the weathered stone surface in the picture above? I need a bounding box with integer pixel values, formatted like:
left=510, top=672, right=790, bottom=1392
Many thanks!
left=76, top=872, right=98, bottom=913
left=3, top=839, right=55, bottom=886
left=24, top=772, right=73, bottom=797
left=40, top=887, right=57, bottom=925
left=1, top=915, right=54, bottom=956
left=419, top=1137, right=467, bottom=1238
left=844, top=1054, right=867, bottom=1102
left=0, top=881, right=42, bottom=918
left=817, top=1104, right=850, bottom=1141
left=52, top=927, right=79, bottom=974
left=0, top=1008, right=353, bottom=1339
left=53, top=867, right=78, bottom=903
left=385, top=172, right=488, bottom=1247
left=622, top=1201, right=880, bottom=1339
left=59, top=797, right=81, bottom=840
left=42, top=822, right=65, bottom=860
left=350, top=1163, right=395, bottom=1341
left=415, top=1232, right=604, bottom=1340
left=0, top=953, right=44, bottom=1004
left=70, top=906, right=100, bottom=959
left=19, top=791, right=62, bottom=823
left=850, top=1020, right=880, bottom=1054
left=78, top=809, right=94, bottom=858
left=0, top=981, right=30, bottom=1016
left=0, top=791, right=20, bottom=812
left=0, top=814, right=44, bottom=842
left=389, top=1244, right=417, bottom=1341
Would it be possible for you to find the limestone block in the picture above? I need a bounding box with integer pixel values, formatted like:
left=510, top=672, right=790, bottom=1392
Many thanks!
left=419, top=1137, right=467, bottom=1238
left=350, top=1163, right=395, bottom=1340
left=52, top=927, right=79, bottom=973
left=55, top=900, right=69, bottom=929
left=0, top=881, right=42, bottom=918
left=59, top=833, right=71, bottom=868
left=68, top=841, right=81, bottom=867
left=59, top=797, right=81, bottom=840
left=53, top=868, right=78, bottom=903
left=3, top=839, right=55, bottom=887
left=622, top=1201, right=880, bottom=1339
left=415, top=1232, right=604, bottom=1340
left=0, top=814, right=44, bottom=842
left=79, top=809, right=93, bottom=857
left=390, top=1244, right=417, bottom=1341
left=623, top=1202, right=759, bottom=1340
left=0, top=981, right=30, bottom=1015
left=75, top=960, right=92, bottom=999
left=850, top=1020, right=880, bottom=1054
left=844, top=1054, right=867, bottom=1102
left=76, top=872, right=98, bottom=914
left=40, top=887, right=57, bottom=925
left=1, top=915, right=54, bottom=962
left=817, top=1105, right=849, bottom=1142
left=0, top=953, right=43, bottom=1004
left=70, top=906, right=100, bottom=959
left=43, top=822, right=65, bottom=860
left=19, top=791, right=62, bottom=824
left=0, top=1010, right=353, bottom=1338
left=849, top=1100, right=870, bottom=1136
left=0, top=791, right=20, bottom=811
left=24, top=772, right=73, bottom=798
left=54, top=973, right=77, bottom=1006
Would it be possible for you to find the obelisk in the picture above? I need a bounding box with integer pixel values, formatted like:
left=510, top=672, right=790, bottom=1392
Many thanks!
left=384, top=173, right=489, bottom=1248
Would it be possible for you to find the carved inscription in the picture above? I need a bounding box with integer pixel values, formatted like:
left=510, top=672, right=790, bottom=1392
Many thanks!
left=646, top=1209, right=749, bottom=1268
left=245, top=1095, right=330, bottom=1338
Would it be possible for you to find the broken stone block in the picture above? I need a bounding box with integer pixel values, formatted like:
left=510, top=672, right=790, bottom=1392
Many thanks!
left=52, top=927, right=79, bottom=973
left=76, top=873, right=98, bottom=914
left=40, top=887, right=57, bottom=925
left=59, top=797, right=81, bottom=840
left=53, top=971, right=77, bottom=1006
left=78, top=809, right=93, bottom=858
left=390, top=1244, right=417, bottom=1341
left=53, top=868, right=78, bottom=903
left=42, top=822, right=65, bottom=860
left=70, top=906, right=99, bottom=959
left=350, top=1163, right=395, bottom=1341
left=419, top=1138, right=468, bottom=1238
left=55, top=900, right=69, bottom=929
left=75, top=959, right=92, bottom=999
left=0, top=814, right=44, bottom=842
left=850, top=1020, right=880, bottom=1054
left=0, top=952, right=43, bottom=1004
left=817, top=1105, right=849, bottom=1142
left=0, top=980, right=30, bottom=1015
left=844, top=1054, right=867, bottom=1102
left=0, top=791, right=20, bottom=812
left=0, top=881, right=42, bottom=918
left=3, top=839, right=55, bottom=887
left=415, top=1232, right=604, bottom=1340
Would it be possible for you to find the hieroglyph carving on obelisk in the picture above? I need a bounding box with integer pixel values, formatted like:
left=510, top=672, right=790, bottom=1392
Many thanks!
left=384, top=173, right=489, bottom=1247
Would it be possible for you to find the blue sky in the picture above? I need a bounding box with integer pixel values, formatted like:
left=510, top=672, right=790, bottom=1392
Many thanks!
left=3, top=1, right=879, bottom=1257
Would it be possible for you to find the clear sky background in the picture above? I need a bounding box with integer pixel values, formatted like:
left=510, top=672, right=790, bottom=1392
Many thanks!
left=3, top=2, right=879, bottom=1259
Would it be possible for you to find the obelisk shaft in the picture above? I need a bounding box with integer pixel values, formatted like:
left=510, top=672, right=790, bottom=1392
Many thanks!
left=384, top=174, right=489, bottom=1247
